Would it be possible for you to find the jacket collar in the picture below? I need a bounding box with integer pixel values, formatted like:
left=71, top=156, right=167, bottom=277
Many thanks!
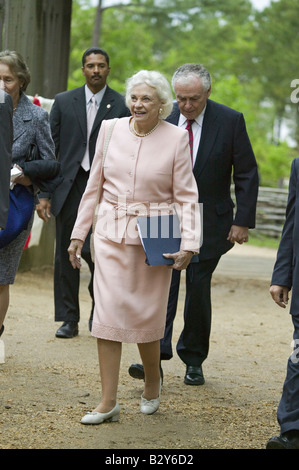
left=193, top=99, right=220, bottom=178
left=167, top=100, right=221, bottom=178
left=72, top=85, right=116, bottom=138
left=13, top=92, right=33, bottom=141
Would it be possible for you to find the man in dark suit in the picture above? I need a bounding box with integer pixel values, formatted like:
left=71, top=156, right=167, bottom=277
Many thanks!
left=0, top=90, right=12, bottom=231
left=129, top=63, right=259, bottom=385
left=266, top=158, right=299, bottom=449
left=39, top=48, right=130, bottom=338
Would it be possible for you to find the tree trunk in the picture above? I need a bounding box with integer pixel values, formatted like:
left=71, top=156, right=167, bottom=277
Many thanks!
left=0, top=0, right=5, bottom=50
left=3, top=0, right=72, bottom=98
left=92, top=0, right=102, bottom=47
left=3, top=0, right=73, bottom=270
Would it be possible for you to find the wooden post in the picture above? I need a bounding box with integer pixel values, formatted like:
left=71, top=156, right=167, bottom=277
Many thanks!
left=0, top=0, right=5, bottom=50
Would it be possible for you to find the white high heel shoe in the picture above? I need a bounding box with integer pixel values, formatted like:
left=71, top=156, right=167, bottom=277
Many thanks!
left=140, top=379, right=162, bottom=415
left=81, top=403, right=120, bottom=425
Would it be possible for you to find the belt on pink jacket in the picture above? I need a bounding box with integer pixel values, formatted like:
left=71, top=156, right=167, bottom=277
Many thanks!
left=103, top=192, right=175, bottom=220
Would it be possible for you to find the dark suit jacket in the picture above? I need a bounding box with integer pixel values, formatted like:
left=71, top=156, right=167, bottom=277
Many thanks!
left=167, top=99, right=259, bottom=260
left=0, top=91, right=13, bottom=229
left=49, top=85, right=130, bottom=217
left=271, top=158, right=299, bottom=316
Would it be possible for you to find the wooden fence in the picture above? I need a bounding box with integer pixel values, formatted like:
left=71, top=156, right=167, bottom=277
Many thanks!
left=255, top=186, right=288, bottom=238
left=231, top=185, right=288, bottom=239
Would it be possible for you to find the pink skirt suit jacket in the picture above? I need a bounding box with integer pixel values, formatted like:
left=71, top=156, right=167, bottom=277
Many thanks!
left=71, top=117, right=200, bottom=343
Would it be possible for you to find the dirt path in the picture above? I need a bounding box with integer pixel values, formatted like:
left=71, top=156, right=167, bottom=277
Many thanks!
left=0, top=244, right=292, bottom=450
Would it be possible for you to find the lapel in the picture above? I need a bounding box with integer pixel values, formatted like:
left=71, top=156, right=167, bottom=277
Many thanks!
left=193, top=99, right=220, bottom=179
left=91, top=86, right=115, bottom=137
left=167, top=101, right=220, bottom=179
left=72, top=86, right=117, bottom=139
left=72, top=86, right=87, bottom=139
left=13, top=93, right=33, bottom=142
left=166, top=102, right=180, bottom=126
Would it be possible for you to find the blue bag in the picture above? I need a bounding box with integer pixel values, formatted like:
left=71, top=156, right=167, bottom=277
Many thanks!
left=0, top=184, right=34, bottom=249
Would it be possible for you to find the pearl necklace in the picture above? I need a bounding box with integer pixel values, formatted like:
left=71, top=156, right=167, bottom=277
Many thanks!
left=132, top=120, right=160, bottom=137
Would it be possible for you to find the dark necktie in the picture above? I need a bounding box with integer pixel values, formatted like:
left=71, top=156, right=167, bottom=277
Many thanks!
left=185, top=119, right=195, bottom=164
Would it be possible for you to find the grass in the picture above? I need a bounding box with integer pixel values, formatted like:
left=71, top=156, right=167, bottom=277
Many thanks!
left=248, top=232, right=280, bottom=250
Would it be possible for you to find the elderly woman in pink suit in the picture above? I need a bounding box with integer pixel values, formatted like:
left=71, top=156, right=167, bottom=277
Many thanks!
left=68, top=70, right=200, bottom=424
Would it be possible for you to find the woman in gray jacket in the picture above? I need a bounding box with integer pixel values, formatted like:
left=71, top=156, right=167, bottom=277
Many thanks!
left=0, top=50, right=55, bottom=337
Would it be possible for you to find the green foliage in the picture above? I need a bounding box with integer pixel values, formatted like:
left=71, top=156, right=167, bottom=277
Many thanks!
left=68, top=0, right=96, bottom=89
left=253, top=139, right=296, bottom=187
left=254, top=0, right=299, bottom=112
left=210, top=75, right=297, bottom=186
left=100, top=9, right=157, bottom=93
left=69, top=0, right=299, bottom=187
left=248, top=232, right=280, bottom=250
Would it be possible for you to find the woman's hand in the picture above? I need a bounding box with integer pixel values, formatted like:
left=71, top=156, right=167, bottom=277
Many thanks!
left=13, top=165, right=32, bottom=187
left=163, top=250, right=195, bottom=270
left=68, top=239, right=84, bottom=269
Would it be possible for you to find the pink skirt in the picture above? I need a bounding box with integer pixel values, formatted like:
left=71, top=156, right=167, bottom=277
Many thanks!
left=91, top=233, right=172, bottom=343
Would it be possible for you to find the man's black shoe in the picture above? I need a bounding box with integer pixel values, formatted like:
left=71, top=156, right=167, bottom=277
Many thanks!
left=184, top=365, right=205, bottom=385
left=0, top=324, right=4, bottom=337
left=128, top=363, right=164, bottom=383
left=55, top=322, right=78, bottom=339
left=128, top=363, right=145, bottom=380
left=266, top=430, right=299, bottom=449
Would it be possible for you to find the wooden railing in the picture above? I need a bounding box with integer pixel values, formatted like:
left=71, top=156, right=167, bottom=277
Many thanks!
left=255, top=187, right=288, bottom=238
left=232, top=186, right=288, bottom=239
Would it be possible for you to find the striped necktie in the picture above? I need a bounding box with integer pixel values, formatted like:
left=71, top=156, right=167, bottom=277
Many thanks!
left=82, top=96, right=97, bottom=171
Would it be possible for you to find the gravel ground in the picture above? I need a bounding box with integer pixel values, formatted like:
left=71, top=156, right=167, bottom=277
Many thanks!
left=0, top=245, right=292, bottom=451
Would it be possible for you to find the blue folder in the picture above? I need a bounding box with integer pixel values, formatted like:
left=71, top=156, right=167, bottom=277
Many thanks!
left=137, top=214, right=181, bottom=266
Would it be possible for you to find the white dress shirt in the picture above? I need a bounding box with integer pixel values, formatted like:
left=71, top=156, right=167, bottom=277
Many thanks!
left=84, top=84, right=107, bottom=111
left=178, top=106, right=206, bottom=167
left=81, top=85, right=107, bottom=170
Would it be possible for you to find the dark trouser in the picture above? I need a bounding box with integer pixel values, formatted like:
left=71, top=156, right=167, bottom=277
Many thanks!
left=160, top=257, right=220, bottom=366
left=277, top=314, right=299, bottom=433
left=54, top=168, right=94, bottom=323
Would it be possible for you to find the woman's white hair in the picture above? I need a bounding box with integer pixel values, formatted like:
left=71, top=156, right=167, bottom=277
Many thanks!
left=126, top=70, right=174, bottom=120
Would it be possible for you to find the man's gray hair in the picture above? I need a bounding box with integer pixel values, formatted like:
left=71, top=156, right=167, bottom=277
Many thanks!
left=172, top=64, right=211, bottom=92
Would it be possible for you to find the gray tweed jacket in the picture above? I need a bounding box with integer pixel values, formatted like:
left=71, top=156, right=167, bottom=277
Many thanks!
left=12, top=92, right=55, bottom=166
